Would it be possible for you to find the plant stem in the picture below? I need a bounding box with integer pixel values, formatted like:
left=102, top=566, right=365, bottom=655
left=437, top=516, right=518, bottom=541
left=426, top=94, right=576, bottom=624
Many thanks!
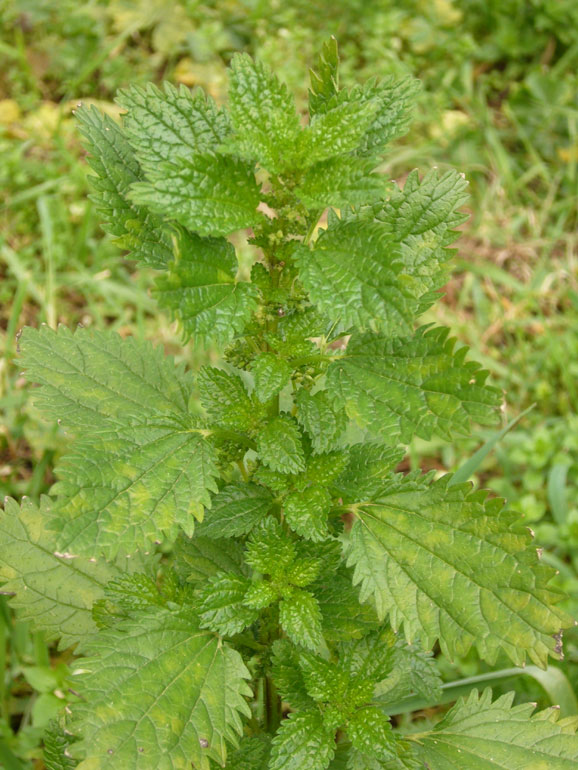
left=265, top=674, right=282, bottom=734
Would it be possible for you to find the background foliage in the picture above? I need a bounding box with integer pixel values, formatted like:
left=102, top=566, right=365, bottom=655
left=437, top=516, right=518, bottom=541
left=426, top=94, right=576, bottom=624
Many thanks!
left=0, top=0, right=576, bottom=765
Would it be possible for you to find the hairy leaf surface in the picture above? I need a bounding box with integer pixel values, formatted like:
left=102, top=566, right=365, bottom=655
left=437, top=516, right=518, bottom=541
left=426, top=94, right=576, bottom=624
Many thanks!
left=154, top=231, right=258, bottom=345
left=21, top=326, right=218, bottom=556
left=327, top=326, right=500, bottom=444
left=269, top=710, right=336, bottom=770
left=130, top=153, right=263, bottom=237
left=257, top=416, right=306, bottom=474
left=415, top=689, right=578, bottom=769
left=196, top=483, right=273, bottom=539
left=76, top=105, right=173, bottom=268
left=344, top=473, right=571, bottom=665
left=226, top=53, right=302, bottom=173
left=71, top=607, right=251, bottom=770
left=117, top=82, right=229, bottom=167
left=0, top=497, right=120, bottom=648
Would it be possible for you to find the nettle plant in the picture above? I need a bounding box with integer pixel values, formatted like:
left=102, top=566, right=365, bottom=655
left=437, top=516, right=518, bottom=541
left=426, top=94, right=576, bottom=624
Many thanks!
left=2, top=40, right=577, bottom=770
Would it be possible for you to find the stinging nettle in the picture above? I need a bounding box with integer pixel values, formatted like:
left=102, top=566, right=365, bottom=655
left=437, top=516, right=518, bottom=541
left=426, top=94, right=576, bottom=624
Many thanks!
left=1, top=38, right=577, bottom=770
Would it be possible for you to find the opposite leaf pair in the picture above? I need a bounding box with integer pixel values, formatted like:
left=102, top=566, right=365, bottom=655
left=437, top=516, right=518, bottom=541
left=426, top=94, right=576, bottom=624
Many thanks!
left=1, top=38, right=576, bottom=770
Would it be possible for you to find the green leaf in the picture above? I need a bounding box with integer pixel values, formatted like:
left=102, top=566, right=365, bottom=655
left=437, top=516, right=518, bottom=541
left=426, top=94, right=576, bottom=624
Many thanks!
left=225, top=735, right=270, bottom=769
left=415, top=688, right=578, bottom=769
left=272, top=639, right=315, bottom=711
left=197, top=366, right=257, bottom=432
left=336, top=444, right=405, bottom=501
left=296, top=390, right=347, bottom=454
left=243, top=579, right=278, bottom=610
left=75, top=105, right=173, bottom=268
left=298, top=96, right=380, bottom=165
left=0, top=497, right=121, bottom=649
left=245, top=518, right=296, bottom=575
left=284, top=485, right=332, bottom=541
left=296, top=168, right=469, bottom=333
left=20, top=326, right=218, bottom=556
left=327, top=326, right=501, bottom=445
left=357, top=76, right=421, bottom=155
left=257, top=416, right=306, bottom=474
left=154, top=231, right=258, bottom=345
left=279, top=590, right=323, bottom=651
left=295, top=451, right=350, bottom=491
left=196, top=483, right=273, bottom=539
left=296, top=157, right=385, bottom=209
left=269, top=711, right=336, bottom=770
left=102, top=573, right=165, bottom=614
left=174, top=535, right=246, bottom=582
left=343, top=472, right=571, bottom=666
left=309, top=36, right=339, bottom=116
left=225, top=53, right=302, bottom=173
left=375, top=642, right=443, bottom=706
left=377, top=168, right=469, bottom=241
left=71, top=607, right=251, bottom=770
left=339, top=631, right=397, bottom=685
left=198, top=572, right=259, bottom=635
left=298, top=652, right=348, bottom=703
left=117, top=82, right=230, bottom=168
left=43, top=721, right=78, bottom=770
left=317, top=573, right=380, bottom=642
left=347, top=707, right=396, bottom=762
left=130, top=153, right=263, bottom=237
left=251, top=352, right=292, bottom=403
left=294, top=219, right=422, bottom=335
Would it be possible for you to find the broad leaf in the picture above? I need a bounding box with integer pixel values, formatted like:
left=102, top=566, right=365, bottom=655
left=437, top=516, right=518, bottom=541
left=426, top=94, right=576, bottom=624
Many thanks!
left=415, top=688, right=578, bottom=769
left=296, top=389, right=347, bottom=454
left=20, top=326, right=218, bottom=557
left=196, top=483, right=273, bottom=539
left=197, top=365, right=257, bottom=432
left=269, top=711, right=336, bottom=770
left=344, top=473, right=571, bottom=666
left=279, top=589, right=323, bottom=651
left=357, top=76, right=421, bottom=155
left=174, top=535, right=246, bottom=582
left=327, top=326, right=500, bottom=444
left=272, top=639, right=315, bottom=711
left=76, top=105, right=172, bottom=268
left=375, top=641, right=442, bottom=706
left=0, top=497, right=121, bottom=649
left=284, top=485, right=332, bottom=541
left=198, top=572, right=259, bottom=635
left=130, top=153, right=263, bottom=237
left=296, top=156, right=385, bottom=209
left=117, top=82, right=230, bottom=167
left=295, top=169, right=468, bottom=333
left=317, top=573, right=380, bottom=642
left=70, top=608, right=251, bottom=770
left=251, top=352, right=292, bottom=403
left=226, top=53, right=302, bottom=173
left=225, top=735, right=271, bottom=769
left=293, top=219, right=427, bottom=335
left=377, top=168, right=469, bottom=240
left=43, top=721, right=78, bottom=770
left=154, top=231, right=258, bottom=345
left=245, top=518, right=296, bottom=575
left=257, top=416, right=306, bottom=474
left=336, top=444, right=405, bottom=501
left=298, top=96, right=379, bottom=165
left=347, top=707, right=396, bottom=762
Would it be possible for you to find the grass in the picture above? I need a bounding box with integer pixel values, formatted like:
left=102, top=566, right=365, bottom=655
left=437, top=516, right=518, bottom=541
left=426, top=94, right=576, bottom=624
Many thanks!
left=0, top=0, right=577, bottom=765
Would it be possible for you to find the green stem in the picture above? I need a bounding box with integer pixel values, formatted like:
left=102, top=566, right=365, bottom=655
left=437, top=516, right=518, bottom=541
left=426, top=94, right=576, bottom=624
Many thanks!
left=265, top=674, right=282, bottom=734
left=304, top=210, right=323, bottom=245
left=237, top=460, right=249, bottom=483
